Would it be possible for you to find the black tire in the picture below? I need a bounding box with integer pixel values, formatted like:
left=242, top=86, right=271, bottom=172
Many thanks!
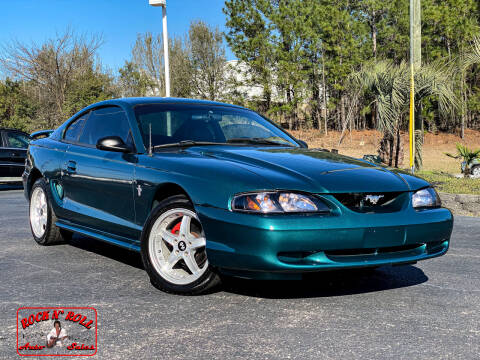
left=29, top=178, right=72, bottom=245
left=140, top=195, right=220, bottom=295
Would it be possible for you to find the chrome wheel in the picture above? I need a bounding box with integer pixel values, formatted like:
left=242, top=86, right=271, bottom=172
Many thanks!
left=148, top=208, right=208, bottom=285
left=30, top=187, right=48, bottom=238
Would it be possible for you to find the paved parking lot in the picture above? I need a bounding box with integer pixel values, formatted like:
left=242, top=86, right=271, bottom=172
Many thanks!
left=1, top=188, right=479, bottom=359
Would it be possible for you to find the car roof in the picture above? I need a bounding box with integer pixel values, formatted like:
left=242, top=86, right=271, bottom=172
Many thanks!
left=50, top=97, right=255, bottom=143
left=86, top=97, right=247, bottom=110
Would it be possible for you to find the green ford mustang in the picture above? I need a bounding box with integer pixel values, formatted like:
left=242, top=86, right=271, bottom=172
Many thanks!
left=23, top=98, right=453, bottom=294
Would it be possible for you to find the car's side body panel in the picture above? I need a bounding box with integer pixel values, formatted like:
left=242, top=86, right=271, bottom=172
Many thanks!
left=133, top=151, right=274, bottom=223
left=60, top=143, right=138, bottom=239
left=24, top=137, right=67, bottom=195
left=55, top=219, right=140, bottom=251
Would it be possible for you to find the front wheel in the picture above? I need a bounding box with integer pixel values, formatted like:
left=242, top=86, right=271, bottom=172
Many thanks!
left=141, top=195, right=220, bottom=295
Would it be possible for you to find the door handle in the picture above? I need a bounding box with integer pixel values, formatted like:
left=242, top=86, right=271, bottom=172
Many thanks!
left=65, top=160, right=77, bottom=174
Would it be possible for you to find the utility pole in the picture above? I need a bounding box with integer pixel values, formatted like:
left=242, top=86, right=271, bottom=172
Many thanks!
left=409, top=0, right=421, bottom=173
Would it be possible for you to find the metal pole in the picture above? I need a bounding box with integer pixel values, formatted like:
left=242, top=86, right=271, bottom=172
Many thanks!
left=409, top=65, right=415, bottom=174
left=413, top=0, right=422, bottom=170
left=409, top=0, right=415, bottom=173
left=162, top=5, right=171, bottom=97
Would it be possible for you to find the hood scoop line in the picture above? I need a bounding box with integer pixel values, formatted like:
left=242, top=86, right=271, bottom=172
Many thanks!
left=320, top=166, right=384, bottom=175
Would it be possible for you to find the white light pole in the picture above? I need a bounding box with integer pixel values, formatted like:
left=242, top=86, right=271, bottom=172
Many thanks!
left=409, top=0, right=421, bottom=173
left=149, top=0, right=171, bottom=97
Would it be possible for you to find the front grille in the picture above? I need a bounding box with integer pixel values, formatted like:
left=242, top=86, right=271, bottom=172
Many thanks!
left=333, top=192, right=404, bottom=213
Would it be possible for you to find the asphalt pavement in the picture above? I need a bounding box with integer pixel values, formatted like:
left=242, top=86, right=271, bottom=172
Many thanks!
left=1, top=188, right=479, bottom=359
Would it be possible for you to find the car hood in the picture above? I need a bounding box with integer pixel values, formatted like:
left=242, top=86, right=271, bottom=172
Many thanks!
left=193, top=146, right=418, bottom=194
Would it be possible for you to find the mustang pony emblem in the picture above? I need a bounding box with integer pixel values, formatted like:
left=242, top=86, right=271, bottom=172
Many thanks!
left=364, top=194, right=384, bottom=205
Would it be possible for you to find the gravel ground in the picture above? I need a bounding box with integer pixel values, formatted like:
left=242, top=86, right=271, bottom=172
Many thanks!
left=0, top=188, right=479, bottom=359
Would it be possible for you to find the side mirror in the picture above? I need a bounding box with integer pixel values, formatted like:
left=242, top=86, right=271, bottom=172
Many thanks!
left=296, top=139, right=308, bottom=148
left=96, top=136, right=132, bottom=153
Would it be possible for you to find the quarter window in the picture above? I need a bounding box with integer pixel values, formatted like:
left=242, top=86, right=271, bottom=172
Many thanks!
left=64, top=113, right=89, bottom=142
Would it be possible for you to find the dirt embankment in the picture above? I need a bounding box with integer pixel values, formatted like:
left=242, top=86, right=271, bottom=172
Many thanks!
left=290, top=129, right=480, bottom=173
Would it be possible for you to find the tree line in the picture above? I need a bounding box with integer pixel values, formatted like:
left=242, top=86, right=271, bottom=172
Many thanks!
left=0, top=21, right=227, bottom=132
left=223, top=0, right=480, bottom=134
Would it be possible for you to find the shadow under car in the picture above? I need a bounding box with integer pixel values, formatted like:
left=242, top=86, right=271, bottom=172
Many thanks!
left=66, top=234, right=428, bottom=298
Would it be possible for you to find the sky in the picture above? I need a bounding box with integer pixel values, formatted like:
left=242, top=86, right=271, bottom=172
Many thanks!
left=0, top=0, right=235, bottom=73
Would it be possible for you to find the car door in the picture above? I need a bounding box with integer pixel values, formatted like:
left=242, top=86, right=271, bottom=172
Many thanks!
left=61, top=106, right=138, bottom=242
left=1, top=130, right=29, bottom=178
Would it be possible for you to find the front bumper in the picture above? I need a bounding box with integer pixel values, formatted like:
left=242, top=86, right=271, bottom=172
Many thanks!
left=196, top=204, right=453, bottom=279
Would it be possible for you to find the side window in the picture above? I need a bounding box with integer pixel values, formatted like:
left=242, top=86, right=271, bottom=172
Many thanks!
left=78, top=106, right=132, bottom=147
left=5, top=131, right=30, bottom=149
left=64, top=113, right=89, bottom=142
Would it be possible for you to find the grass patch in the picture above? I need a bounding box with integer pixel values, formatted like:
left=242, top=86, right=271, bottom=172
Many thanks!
left=416, top=171, right=480, bottom=195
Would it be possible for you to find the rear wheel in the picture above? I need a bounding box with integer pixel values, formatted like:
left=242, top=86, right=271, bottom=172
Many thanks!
left=141, top=195, right=220, bottom=295
left=29, top=178, right=72, bottom=245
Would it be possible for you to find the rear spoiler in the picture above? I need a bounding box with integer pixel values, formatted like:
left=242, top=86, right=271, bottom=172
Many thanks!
left=30, top=129, right=54, bottom=140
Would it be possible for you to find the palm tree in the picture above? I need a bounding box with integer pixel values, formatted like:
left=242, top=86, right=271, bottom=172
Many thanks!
left=463, top=36, right=480, bottom=68
left=350, top=60, right=458, bottom=168
left=462, top=36, right=480, bottom=139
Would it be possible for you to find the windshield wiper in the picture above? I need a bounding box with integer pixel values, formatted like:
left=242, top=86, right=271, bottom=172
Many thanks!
left=153, top=140, right=225, bottom=150
left=153, top=138, right=294, bottom=150
left=227, top=137, right=294, bottom=147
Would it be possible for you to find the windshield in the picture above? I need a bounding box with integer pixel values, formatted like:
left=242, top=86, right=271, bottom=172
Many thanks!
left=134, top=104, right=298, bottom=149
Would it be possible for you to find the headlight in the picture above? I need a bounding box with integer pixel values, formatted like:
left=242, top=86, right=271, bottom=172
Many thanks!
left=231, top=192, right=330, bottom=213
left=412, top=187, right=441, bottom=209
